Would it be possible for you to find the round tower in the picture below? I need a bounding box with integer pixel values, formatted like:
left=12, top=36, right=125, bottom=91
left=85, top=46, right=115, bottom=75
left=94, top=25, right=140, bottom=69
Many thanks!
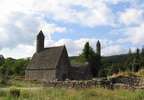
left=96, top=40, right=101, bottom=56
left=36, top=30, right=45, bottom=53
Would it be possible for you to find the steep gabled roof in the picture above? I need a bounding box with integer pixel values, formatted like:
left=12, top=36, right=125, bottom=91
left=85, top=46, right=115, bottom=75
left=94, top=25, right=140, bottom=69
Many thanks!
left=27, top=45, right=65, bottom=69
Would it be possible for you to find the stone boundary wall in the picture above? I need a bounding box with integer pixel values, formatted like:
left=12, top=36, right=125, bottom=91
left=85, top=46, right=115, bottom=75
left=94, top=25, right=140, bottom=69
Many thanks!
left=111, top=76, right=144, bottom=89
left=43, top=76, right=144, bottom=89
left=44, top=79, right=111, bottom=89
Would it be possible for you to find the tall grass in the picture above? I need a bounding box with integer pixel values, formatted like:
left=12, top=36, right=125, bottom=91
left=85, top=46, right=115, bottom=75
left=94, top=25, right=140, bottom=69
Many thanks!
left=0, top=87, right=144, bottom=100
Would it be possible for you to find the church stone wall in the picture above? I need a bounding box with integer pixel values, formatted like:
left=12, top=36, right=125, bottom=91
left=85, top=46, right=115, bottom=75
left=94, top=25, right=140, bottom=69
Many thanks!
left=56, top=48, right=70, bottom=81
left=69, top=65, right=92, bottom=80
left=25, top=70, right=43, bottom=81
left=43, top=70, right=56, bottom=81
left=25, top=69, right=56, bottom=81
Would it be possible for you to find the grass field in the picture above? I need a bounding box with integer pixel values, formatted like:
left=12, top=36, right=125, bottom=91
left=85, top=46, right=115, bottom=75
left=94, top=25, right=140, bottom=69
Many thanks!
left=0, top=79, right=144, bottom=100
left=0, top=87, right=144, bottom=100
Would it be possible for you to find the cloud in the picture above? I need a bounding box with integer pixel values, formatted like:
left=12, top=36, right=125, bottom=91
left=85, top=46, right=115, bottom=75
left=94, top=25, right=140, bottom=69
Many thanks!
left=41, top=23, right=67, bottom=40
left=45, top=38, right=126, bottom=57
left=119, top=8, right=143, bottom=25
left=105, top=0, right=137, bottom=5
left=0, top=12, right=39, bottom=48
left=0, top=33, right=128, bottom=58
left=102, top=44, right=127, bottom=56
left=0, top=44, right=35, bottom=58
left=33, top=0, right=115, bottom=27
left=0, top=12, right=67, bottom=49
left=124, top=23, right=144, bottom=45
left=0, top=0, right=143, bottom=58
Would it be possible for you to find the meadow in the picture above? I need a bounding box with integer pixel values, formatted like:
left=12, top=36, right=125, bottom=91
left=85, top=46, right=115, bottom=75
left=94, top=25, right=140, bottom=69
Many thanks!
left=0, top=83, right=144, bottom=100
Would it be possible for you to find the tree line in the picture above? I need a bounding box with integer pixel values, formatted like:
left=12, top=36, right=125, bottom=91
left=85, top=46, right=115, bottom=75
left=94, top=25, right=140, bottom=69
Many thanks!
left=0, top=57, right=29, bottom=84
left=79, top=42, right=144, bottom=77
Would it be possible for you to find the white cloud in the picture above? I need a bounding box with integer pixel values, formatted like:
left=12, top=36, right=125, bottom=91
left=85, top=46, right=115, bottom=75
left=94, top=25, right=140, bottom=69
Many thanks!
left=0, top=35, right=128, bottom=58
left=105, top=0, right=136, bottom=4
left=0, top=0, right=143, bottom=58
left=119, top=8, right=143, bottom=25
left=0, top=12, right=67, bottom=49
left=0, top=44, right=35, bottom=59
left=45, top=38, right=125, bottom=57
left=41, top=23, right=67, bottom=40
left=102, top=44, right=127, bottom=56
left=33, top=0, right=114, bottom=27
left=124, top=23, right=144, bottom=45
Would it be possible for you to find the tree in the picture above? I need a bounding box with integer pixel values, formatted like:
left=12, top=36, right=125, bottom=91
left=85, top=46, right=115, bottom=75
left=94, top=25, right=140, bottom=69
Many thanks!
left=82, top=42, right=91, bottom=61
left=136, top=48, right=140, bottom=58
left=0, top=65, right=9, bottom=84
left=13, top=59, right=29, bottom=75
left=128, top=48, right=132, bottom=56
left=125, top=48, right=133, bottom=71
left=141, top=47, right=144, bottom=56
left=0, top=58, right=30, bottom=78
left=131, top=48, right=141, bottom=72
left=141, top=47, right=144, bottom=68
left=81, top=42, right=101, bottom=77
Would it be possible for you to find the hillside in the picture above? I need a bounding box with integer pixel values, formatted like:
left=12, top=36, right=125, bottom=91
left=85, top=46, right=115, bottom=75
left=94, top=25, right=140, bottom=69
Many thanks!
left=70, top=54, right=128, bottom=65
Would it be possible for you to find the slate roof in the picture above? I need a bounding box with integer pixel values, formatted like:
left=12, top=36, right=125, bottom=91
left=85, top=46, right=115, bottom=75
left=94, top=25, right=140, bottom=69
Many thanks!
left=27, top=45, right=65, bottom=70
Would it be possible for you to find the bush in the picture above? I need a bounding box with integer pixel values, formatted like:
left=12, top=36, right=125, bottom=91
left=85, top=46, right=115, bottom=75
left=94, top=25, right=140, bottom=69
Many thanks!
left=111, top=71, right=136, bottom=78
left=136, top=70, right=144, bottom=77
left=9, top=88, right=20, bottom=97
left=0, top=90, right=7, bottom=97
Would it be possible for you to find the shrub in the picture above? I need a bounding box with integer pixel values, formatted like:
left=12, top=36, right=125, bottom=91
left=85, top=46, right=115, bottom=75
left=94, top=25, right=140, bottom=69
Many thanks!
left=9, top=88, right=20, bottom=97
left=0, top=90, right=7, bottom=97
left=136, top=70, right=144, bottom=77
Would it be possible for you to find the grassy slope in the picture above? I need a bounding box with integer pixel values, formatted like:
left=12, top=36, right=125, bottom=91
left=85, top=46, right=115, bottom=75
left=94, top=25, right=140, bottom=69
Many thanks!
left=0, top=79, right=144, bottom=100
left=1, top=76, right=144, bottom=100
left=0, top=87, right=144, bottom=100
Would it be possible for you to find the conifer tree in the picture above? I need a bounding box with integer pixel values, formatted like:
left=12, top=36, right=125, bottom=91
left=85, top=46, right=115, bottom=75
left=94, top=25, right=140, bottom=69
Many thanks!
left=132, top=48, right=140, bottom=72
left=141, top=47, right=144, bottom=57
left=82, top=42, right=101, bottom=77
left=82, top=42, right=95, bottom=62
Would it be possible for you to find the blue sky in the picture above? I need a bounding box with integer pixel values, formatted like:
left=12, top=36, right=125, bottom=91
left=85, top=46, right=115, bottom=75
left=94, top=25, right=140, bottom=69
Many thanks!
left=0, top=0, right=144, bottom=58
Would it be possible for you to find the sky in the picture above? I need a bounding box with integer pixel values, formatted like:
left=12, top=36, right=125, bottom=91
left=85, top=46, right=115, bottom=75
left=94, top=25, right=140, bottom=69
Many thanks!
left=0, top=0, right=144, bottom=58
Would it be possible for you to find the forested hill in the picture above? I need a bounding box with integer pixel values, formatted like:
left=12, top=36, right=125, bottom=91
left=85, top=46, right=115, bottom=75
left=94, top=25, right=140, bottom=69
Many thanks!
left=70, top=54, right=128, bottom=65
left=102, top=54, right=128, bottom=64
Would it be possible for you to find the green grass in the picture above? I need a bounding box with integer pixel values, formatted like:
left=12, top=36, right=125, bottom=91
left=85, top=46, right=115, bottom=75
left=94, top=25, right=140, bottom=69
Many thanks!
left=1, top=78, right=144, bottom=100
left=0, top=79, right=42, bottom=88
left=0, top=87, right=144, bottom=100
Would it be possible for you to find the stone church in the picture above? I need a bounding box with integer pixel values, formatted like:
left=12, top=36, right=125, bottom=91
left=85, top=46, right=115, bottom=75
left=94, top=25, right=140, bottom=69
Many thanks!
left=25, top=30, right=101, bottom=82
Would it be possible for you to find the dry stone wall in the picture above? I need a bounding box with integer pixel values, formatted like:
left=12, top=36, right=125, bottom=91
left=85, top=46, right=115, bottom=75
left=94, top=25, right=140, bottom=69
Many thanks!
left=111, top=76, right=144, bottom=89
left=43, top=76, right=144, bottom=89
left=44, top=78, right=112, bottom=89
